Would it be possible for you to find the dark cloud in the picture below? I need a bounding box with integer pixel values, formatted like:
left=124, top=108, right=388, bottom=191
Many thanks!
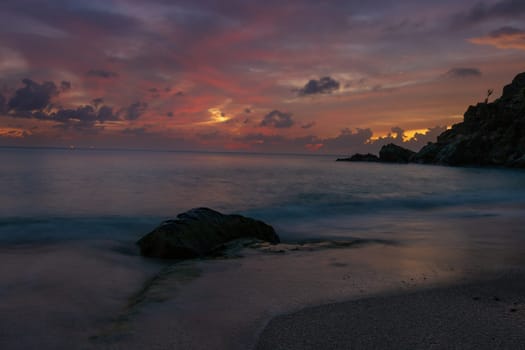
left=301, top=122, right=316, bottom=129
left=297, top=76, right=340, bottom=96
left=86, top=69, right=119, bottom=79
left=50, top=104, right=118, bottom=131
left=260, top=110, right=294, bottom=128
left=175, top=91, right=184, bottom=97
left=53, top=106, right=98, bottom=123
left=97, top=106, right=117, bottom=122
left=8, top=79, right=58, bottom=112
left=3, top=78, right=124, bottom=132
left=39, top=104, right=117, bottom=133
left=390, top=126, right=405, bottom=142
left=445, top=67, right=482, bottom=78
left=453, top=0, right=525, bottom=26
left=322, top=128, right=373, bottom=151
left=60, top=81, right=71, bottom=91
left=0, top=94, right=6, bottom=114
left=148, top=88, right=158, bottom=93
left=92, top=98, right=104, bottom=107
left=488, top=26, right=525, bottom=37
left=119, top=101, right=148, bottom=120
left=408, top=126, right=447, bottom=145
left=167, top=112, right=174, bottom=117
left=368, top=126, right=406, bottom=149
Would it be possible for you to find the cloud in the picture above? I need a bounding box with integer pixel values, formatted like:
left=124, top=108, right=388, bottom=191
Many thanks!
left=390, top=126, right=405, bottom=142
left=92, top=98, right=104, bottom=107
left=2, top=78, right=155, bottom=136
left=322, top=128, right=373, bottom=150
left=3, top=78, right=125, bottom=132
left=86, top=69, right=119, bottom=78
left=0, top=127, right=31, bottom=138
left=122, top=127, right=147, bottom=135
left=46, top=105, right=119, bottom=132
left=119, top=101, right=148, bottom=120
left=8, top=79, right=58, bottom=112
left=469, top=26, right=525, bottom=50
left=260, top=110, right=294, bottom=128
left=408, top=126, right=447, bottom=146
left=371, top=126, right=447, bottom=151
left=60, top=81, right=71, bottom=91
left=301, top=121, right=316, bottom=129
left=297, top=76, right=340, bottom=96
left=0, top=94, right=6, bottom=114
left=96, top=105, right=118, bottom=122
left=454, top=0, right=525, bottom=26
left=445, top=67, right=482, bottom=78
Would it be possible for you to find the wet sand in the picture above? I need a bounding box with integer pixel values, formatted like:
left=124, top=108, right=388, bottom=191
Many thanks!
left=257, top=272, right=525, bottom=350
left=1, top=238, right=524, bottom=350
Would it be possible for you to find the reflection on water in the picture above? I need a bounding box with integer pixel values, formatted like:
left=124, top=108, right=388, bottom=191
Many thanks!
left=1, top=148, right=525, bottom=349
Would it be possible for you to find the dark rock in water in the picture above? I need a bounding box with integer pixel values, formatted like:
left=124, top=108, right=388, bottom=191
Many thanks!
left=336, top=153, right=380, bottom=162
left=412, top=72, right=525, bottom=167
left=137, top=207, right=280, bottom=259
left=379, top=143, right=416, bottom=163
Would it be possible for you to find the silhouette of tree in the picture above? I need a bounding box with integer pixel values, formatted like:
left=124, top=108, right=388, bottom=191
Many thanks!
left=485, top=89, right=493, bottom=104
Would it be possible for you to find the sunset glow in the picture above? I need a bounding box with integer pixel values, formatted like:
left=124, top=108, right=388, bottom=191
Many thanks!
left=0, top=0, right=524, bottom=153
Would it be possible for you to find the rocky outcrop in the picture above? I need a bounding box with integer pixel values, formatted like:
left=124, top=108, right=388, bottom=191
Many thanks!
left=338, top=144, right=416, bottom=164
left=379, top=143, right=416, bottom=163
left=412, top=72, right=525, bottom=167
left=137, top=207, right=279, bottom=259
left=336, top=153, right=380, bottom=162
left=338, top=72, right=525, bottom=168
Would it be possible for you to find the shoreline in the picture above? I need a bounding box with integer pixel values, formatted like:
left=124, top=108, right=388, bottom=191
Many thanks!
left=256, top=270, right=525, bottom=350
left=1, top=233, right=525, bottom=349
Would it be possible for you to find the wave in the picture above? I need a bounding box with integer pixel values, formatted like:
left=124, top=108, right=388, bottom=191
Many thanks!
left=0, top=216, right=162, bottom=244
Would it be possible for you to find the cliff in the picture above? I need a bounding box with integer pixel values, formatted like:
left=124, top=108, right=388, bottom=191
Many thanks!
left=340, top=72, right=525, bottom=168
left=412, top=72, right=525, bottom=167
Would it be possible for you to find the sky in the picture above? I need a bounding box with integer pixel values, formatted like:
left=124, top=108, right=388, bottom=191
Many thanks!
left=0, top=0, right=525, bottom=154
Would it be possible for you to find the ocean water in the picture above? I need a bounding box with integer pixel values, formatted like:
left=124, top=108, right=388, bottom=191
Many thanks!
left=1, top=148, right=525, bottom=349
left=1, top=147, right=525, bottom=244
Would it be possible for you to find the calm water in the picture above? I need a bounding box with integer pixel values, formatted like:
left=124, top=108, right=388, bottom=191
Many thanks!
left=1, top=147, right=525, bottom=245
left=2, top=148, right=525, bottom=349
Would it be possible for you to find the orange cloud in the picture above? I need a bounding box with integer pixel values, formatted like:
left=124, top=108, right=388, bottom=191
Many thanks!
left=0, top=127, right=31, bottom=138
left=470, top=27, right=525, bottom=51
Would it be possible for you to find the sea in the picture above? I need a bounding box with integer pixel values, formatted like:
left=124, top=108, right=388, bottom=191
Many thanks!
left=1, top=147, right=525, bottom=349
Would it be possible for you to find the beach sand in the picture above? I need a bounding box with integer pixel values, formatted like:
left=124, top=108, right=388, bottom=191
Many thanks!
left=1, top=238, right=524, bottom=350
left=257, top=272, right=525, bottom=349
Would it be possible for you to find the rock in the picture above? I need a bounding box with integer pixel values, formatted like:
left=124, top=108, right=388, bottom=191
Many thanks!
left=137, top=208, right=280, bottom=259
left=336, top=153, right=380, bottom=162
left=379, top=143, right=416, bottom=163
left=412, top=72, right=525, bottom=167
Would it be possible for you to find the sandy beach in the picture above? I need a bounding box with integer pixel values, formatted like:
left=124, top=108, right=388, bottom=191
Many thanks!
left=2, top=235, right=524, bottom=350
left=257, top=272, right=525, bottom=350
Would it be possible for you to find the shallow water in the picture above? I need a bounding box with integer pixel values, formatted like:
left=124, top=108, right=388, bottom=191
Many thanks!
left=1, top=148, right=525, bottom=349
